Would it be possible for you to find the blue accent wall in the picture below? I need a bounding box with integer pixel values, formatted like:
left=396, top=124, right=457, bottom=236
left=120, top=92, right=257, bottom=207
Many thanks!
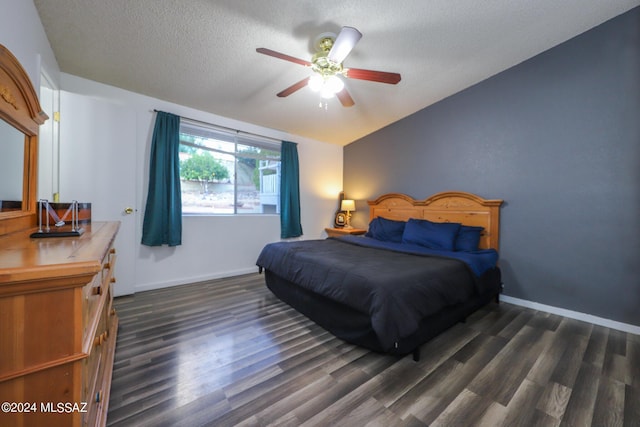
left=344, top=7, right=640, bottom=326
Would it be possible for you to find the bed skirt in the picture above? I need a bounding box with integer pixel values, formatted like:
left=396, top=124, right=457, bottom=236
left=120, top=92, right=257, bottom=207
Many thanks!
left=263, top=267, right=501, bottom=358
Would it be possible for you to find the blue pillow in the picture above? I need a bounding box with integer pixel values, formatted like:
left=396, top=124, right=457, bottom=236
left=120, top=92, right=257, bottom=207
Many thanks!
left=365, top=217, right=406, bottom=243
left=401, top=218, right=461, bottom=251
left=455, top=225, right=484, bottom=252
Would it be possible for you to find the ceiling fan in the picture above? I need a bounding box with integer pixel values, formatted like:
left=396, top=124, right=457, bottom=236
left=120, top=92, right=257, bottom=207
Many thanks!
left=256, top=26, right=401, bottom=107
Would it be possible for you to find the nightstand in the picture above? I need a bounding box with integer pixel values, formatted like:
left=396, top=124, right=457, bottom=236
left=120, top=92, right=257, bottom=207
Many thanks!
left=325, top=227, right=367, bottom=237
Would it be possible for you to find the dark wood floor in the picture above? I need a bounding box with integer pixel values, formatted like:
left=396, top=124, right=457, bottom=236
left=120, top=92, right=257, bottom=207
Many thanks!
left=107, top=273, right=639, bottom=426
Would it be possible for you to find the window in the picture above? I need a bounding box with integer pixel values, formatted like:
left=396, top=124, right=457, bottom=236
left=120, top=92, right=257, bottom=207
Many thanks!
left=179, top=120, right=281, bottom=215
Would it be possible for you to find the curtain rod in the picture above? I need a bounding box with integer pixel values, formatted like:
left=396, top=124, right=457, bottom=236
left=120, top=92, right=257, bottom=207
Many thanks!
left=152, top=109, right=282, bottom=144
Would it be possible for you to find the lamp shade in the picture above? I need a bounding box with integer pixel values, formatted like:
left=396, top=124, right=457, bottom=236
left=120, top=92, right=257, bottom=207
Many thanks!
left=341, top=199, right=355, bottom=212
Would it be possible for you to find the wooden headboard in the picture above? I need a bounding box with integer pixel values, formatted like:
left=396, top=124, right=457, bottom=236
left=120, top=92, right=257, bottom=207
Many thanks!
left=367, top=191, right=503, bottom=250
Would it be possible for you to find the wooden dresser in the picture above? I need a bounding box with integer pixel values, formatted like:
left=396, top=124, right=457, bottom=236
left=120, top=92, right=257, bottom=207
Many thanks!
left=0, top=222, right=120, bottom=427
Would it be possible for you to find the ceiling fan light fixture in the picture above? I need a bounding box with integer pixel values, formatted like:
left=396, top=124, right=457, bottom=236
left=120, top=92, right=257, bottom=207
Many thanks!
left=308, top=74, right=344, bottom=99
left=308, top=74, right=324, bottom=92
left=321, top=88, right=336, bottom=99
left=325, top=74, right=344, bottom=94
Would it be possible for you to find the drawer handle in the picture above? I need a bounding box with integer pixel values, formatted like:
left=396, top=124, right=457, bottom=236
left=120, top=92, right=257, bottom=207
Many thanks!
left=110, top=248, right=116, bottom=254
left=111, top=277, right=116, bottom=283
left=94, top=331, right=108, bottom=347
left=103, top=262, right=111, bottom=270
left=111, top=308, right=117, bottom=316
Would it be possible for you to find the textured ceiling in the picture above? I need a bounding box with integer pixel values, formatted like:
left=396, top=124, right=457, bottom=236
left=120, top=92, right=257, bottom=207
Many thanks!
left=34, top=0, right=639, bottom=146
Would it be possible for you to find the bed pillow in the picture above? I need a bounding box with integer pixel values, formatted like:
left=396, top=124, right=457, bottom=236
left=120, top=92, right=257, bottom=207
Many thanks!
left=365, top=217, right=406, bottom=243
left=455, top=225, right=484, bottom=252
left=401, top=218, right=461, bottom=251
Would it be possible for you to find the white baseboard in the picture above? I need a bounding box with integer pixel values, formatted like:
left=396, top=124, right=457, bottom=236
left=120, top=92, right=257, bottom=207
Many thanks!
left=134, top=267, right=259, bottom=293
left=500, top=295, right=640, bottom=335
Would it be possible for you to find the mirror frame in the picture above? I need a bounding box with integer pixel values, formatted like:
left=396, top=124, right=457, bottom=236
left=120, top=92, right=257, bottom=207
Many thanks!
left=0, top=44, right=48, bottom=236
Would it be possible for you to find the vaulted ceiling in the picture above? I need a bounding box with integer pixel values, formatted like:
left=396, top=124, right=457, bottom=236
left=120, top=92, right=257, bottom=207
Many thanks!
left=34, top=0, right=639, bottom=145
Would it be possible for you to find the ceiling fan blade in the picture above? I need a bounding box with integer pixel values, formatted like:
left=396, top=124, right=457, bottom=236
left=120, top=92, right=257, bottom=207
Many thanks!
left=336, top=88, right=355, bottom=107
left=327, top=26, right=362, bottom=64
left=344, top=68, right=401, bottom=84
left=256, top=48, right=312, bottom=67
left=276, top=77, right=311, bottom=97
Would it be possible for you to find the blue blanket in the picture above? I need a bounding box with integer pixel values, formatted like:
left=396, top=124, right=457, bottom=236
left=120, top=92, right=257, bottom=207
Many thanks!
left=336, top=235, right=498, bottom=276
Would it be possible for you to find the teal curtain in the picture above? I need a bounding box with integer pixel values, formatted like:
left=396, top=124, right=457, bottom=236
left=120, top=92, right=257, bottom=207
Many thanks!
left=141, top=111, right=182, bottom=246
left=280, top=141, right=303, bottom=238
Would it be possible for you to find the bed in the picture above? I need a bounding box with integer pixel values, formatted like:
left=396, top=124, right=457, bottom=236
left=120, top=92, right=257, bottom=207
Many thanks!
left=256, top=191, right=503, bottom=360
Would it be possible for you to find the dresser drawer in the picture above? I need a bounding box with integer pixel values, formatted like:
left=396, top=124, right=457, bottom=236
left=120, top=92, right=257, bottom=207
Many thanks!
left=83, top=248, right=117, bottom=342
left=83, top=320, right=104, bottom=425
left=83, top=308, right=107, bottom=399
left=83, top=295, right=118, bottom=427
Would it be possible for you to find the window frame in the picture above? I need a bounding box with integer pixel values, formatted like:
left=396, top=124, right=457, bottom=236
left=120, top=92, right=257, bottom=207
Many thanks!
left=178, top=119, right=281, bottom=216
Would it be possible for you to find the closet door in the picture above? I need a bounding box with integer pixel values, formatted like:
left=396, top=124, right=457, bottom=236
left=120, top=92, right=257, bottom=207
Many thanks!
left=59, top=92, right=136, bottom=296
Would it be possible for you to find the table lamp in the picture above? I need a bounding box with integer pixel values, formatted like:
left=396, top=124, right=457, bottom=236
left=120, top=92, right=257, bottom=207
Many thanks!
left=341, top=199, right=356, bottom=229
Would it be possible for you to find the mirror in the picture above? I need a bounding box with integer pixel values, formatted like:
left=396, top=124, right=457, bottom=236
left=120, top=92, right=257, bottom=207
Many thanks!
left=38, top=71, right=59, bottom=202
left=0, top=118, right=26, bottom=211
left=0, top=43, right=48, bottom=235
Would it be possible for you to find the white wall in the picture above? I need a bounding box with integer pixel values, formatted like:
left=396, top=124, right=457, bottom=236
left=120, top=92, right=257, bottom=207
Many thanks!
left=2, top=0, right=343, bottom=294
left=60, top=74, right=343, bottom=293
left=0, top=0, right=60, bottom=88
